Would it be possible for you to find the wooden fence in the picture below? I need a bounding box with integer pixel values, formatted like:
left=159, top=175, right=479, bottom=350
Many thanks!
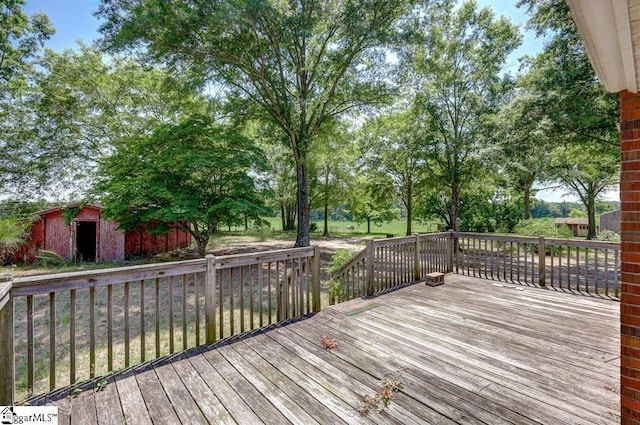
left=0, top=246, right=320, bottom=404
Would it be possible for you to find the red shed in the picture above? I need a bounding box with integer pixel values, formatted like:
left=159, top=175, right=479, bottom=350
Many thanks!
left=13, top=204, right=192, bottom=263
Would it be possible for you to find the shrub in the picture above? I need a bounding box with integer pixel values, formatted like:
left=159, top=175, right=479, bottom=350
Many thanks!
left=595, top=230, right=620, bottom=242
left=251, top=222, right=272, bottom=241
left=0, top=217, right=32, bottom=265
left=512, top=218, right=573, bottom=239
left=309, top=222, right=318, bottom=233
left=323, top=249, right=356, bottom=303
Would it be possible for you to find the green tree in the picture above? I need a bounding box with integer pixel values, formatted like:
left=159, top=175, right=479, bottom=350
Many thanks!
left=309, top=123, right=355, bottom=236
left=494, top=91, right=551, bottom=220
left=0, top=1, right=54, bottom=195
left=549, top=144, right=619, bottom=239
left=349, top=171, right=399, bottom=234
left=96, top=114, right=267, bottom=256
left=518, top=0, right=620, bottom=239
left=97, top=0, right=416, bottom=247
left=406, top=0, right=521, bottom=232
left=362, top=110, right=429, bottom=236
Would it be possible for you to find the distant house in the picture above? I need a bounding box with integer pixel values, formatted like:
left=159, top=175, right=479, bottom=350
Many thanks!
left=12, top=203, right=191, bottom=263
left=554, top=218, right=589, bottom=237
left=599, top=209, right=621, bottom=234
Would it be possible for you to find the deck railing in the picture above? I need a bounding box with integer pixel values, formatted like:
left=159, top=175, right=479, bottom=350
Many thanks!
left=0, top=246, right=320, bottom=404
left=330, top=233, right=451, bottom=304
left=456, top=233, right=620, bottom=297
left=333, top=232, right=620, bottom=303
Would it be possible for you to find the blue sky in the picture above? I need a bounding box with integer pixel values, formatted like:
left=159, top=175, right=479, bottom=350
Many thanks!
left=23, top=0, right=614, bottom=203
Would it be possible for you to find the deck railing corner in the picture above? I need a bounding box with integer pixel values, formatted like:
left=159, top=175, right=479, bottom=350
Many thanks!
left=0, top=273, right=14, bottom=405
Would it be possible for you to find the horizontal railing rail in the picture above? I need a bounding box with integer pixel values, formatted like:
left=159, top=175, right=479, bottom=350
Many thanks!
left=2, top=246, right=320, bottom=402
left=454, top=232, right=620, bottom=298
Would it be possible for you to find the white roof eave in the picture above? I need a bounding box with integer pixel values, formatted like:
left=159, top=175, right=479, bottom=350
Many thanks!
left=566, top=0, right=637, bottom=93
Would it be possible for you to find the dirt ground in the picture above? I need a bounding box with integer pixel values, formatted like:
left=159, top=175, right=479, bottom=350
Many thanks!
left=2, top=234, right=370, bottom=278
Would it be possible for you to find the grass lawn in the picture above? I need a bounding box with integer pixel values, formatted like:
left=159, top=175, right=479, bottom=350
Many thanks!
left=261, top=217, right=441, bottom=236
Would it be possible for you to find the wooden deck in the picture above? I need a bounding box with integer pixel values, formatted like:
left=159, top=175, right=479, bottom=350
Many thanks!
left=40, top=274, right=620, bottom=424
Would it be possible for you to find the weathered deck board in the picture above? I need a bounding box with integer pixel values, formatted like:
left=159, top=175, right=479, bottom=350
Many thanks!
left=42, top=275, right=619, bottom=424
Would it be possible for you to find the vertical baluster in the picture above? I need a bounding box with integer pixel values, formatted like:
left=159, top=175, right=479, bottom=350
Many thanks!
left=49, top=292, right=56, bottom=390
left=525, top=243, right=529, bottom=283
left=305, top=257, right=311, bottom=313
left=27, top=295, right=33, bottom=395
left=615, top=249, right=620, bottom=297
left=140, top=280, right=146, bottom=363
left=124, top=282, right=130, bottom=368
left=268, top=262, right=273, bottom=324
left=567, top=247, right=572, bottom=291
left=69, top=289, right=76, bottom=385
left=107, top=284, right=113, bottom=372
left=605, top=249, right=610, bottom=296
left=182, top=274, right=187, bottom=350
left=269, top=261, right=280, bottom=323
left=550, top=245, right=555, bottom=287
left=503, top=240, right=507, bottom=281
left=194, top=274, right=200, bottom=346
left=516, top=243, right=521, bottom=283
left=478, top=239, right=493, bottom=279
left=155, top=278, right=160, bottom=358
left=230, top=268, right=235, bottom=334
left=219, top=269, right=224, bottom=339
left=241, top=266, right=246, bottom=333
left=509, top=242, right=514, bottom=283
left=558, top=246, right=563, bottom=289
left=89, top=286, right=95, bottom=378
left=594, top=248, right=599, bottom=295
left=576, top=246, right=580, bottom=292
left=259, top=263, right=264, bottom=328
left=249, top=264, right=255, bottom=329
left=585, top=248, right=590, bottom=293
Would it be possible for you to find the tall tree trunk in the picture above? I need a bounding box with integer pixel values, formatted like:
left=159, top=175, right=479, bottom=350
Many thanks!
left=367, top=217, right=371, bottom=234
left=523, top=184, right=531, bottom=220
left=195, top=235, right=208, bottom=257
left=280, top=204, right=286, bottom=231
left=323, top=202, right=329, bottom=236
left=406, top=183, right=413, bottom=236
left=295, top=160, right=310, bottom=247
left=451, top=184, right=460, bottom=232
left=586, top=191, right=596, bottom=240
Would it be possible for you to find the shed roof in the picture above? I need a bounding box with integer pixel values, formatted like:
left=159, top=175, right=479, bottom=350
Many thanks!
left=35, top=203, right=103, bottom=217
left=554, top=217, right=589, bottom=225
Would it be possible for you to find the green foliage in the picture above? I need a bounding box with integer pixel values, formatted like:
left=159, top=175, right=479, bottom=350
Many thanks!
left=98, top=0, right=415, bottom=247
left=568, top=208, right=587, bottom=218
left=96, top=114, right=268, bottom=256
left=34, top=249, right=69, bottom=268
left=595, top=230, right=620, bottom=242
left=62, top=205, right=83, bottom=226
left=251, top=223, right=273, bottom=242
left=404, top=0, right=521, bottom=231
left=323, top=249, right=357, bottom=303
left=0, top=217, right=32, bottom=264
left=512, top=218, right=573, bottom=239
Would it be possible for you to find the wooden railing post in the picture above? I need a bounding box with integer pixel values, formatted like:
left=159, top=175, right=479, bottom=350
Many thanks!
left=413, top=234, right=421, bottom=281
left=311, top=246, right=321, bottom=312
left=538, top=236, right=546, bottom=287
left=0, top=274, right=14, bottom=405
left=205, top=254, right=217, bottom=344
left=366, top=239, right=375, bottom=296
left=448, top=230, right=455, bottom=273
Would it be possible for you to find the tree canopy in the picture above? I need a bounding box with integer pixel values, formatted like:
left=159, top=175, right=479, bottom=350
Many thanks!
left=95, top=114, right=267, bottom=255
left=97, top=0, right=418, bottom=247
